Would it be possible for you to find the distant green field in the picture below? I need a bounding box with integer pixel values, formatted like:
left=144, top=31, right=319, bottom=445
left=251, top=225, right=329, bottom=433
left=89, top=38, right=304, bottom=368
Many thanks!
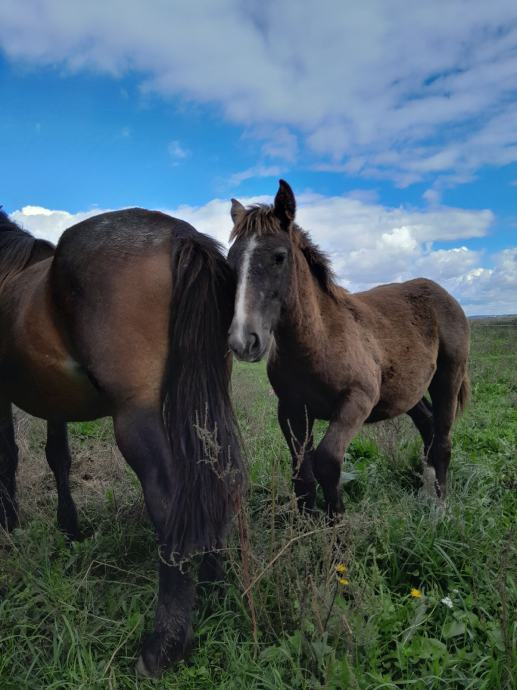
left=1, top=320, right=516, bottom=689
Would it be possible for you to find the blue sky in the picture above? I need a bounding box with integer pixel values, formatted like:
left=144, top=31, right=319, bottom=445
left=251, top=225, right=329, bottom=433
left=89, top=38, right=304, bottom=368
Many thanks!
left=1, top=1, right=516, bottom=314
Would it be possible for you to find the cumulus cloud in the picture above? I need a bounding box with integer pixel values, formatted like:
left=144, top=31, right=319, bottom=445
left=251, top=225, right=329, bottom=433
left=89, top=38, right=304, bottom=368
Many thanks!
left=1, top=1, right=517, bottom=184
left=453, top=248, right=517, bottom=315
left=11, top=192, right=515, bottom=315
left=10, top=206, right=105, bottom=245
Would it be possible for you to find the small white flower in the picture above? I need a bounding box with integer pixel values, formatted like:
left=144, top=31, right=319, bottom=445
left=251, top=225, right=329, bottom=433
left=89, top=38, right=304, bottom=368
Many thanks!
left=441, top=596, right=453, bottom=609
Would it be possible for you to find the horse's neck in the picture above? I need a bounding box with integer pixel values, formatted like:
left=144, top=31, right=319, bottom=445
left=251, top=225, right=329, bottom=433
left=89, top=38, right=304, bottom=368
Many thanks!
left=275, top=247, right=341, bottom=354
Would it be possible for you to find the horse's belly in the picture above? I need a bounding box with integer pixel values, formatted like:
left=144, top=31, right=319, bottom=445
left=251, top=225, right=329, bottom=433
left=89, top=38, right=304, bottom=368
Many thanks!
left=368, top=359, right=437, bottom=422
left=4, top=355, right=110, bottom=421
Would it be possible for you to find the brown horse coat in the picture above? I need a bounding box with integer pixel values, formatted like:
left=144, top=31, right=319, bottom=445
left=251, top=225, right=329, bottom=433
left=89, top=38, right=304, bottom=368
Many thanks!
left=0, top=208, right=244, bottom=677
left=228, top=181, right=469, bottom=514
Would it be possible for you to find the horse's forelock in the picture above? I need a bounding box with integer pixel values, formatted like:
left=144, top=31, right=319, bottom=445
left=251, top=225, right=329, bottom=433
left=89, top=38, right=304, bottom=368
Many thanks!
left=230, top=204, right=283, bottom=242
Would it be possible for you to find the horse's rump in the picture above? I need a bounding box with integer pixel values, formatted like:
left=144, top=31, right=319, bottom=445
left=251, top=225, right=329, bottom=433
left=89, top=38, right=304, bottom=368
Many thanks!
left=49, top=208, right=245, bottom=555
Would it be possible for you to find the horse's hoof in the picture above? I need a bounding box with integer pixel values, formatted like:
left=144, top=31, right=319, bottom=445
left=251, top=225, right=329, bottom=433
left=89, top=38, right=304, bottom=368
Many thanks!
left=65, top=528, right=85, bottom=543
left=0, top=505, right=19, bottom=533
left=422, top=464, right=438, bottom=498
left=136, top=654, right=159, bottom=679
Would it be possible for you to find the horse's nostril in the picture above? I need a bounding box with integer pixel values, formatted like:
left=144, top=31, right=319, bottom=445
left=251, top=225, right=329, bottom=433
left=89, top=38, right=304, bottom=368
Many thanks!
left=249, top=332, right=259, bottom=351
left=228, top=331, right=241, bottom=355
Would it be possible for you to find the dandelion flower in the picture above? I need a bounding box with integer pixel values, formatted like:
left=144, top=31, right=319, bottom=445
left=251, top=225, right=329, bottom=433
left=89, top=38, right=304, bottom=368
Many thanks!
left=335, top=563, right=347, bottom=574
left=338, top=577, right=349, bottom=586
left=441, top=596, right=453, bottom=609
left=410, top=588, right=422, bottom=598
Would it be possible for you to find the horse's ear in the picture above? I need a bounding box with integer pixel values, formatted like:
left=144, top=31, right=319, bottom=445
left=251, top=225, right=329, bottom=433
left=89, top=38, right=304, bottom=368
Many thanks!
left=230, top=198, right=245, bottom=225
left=274, top=179, right=296, bottom=229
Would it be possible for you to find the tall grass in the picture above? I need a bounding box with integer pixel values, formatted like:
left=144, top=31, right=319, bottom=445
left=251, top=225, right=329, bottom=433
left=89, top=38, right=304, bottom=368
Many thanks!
left=1, top=320, right=516, bottom=689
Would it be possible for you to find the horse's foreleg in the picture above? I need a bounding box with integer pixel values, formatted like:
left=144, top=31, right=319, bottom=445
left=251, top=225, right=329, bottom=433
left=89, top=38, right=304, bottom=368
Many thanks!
left=313, top=390, right=372, bottom=516
left=278, top=399, right=316, bottom=512
left=113, top=406, right=194, bottom=678
left=45, top=422, right=82, bottom=540
left=0, top=401, right=18, bottom=531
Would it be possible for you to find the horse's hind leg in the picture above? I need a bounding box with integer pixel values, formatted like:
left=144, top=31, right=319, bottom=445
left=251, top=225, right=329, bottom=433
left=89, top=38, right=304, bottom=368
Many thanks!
left=113, top=406, right=194, bottom=678
left=407, top=398, right=434, bottom=462
left=45, top=422, right=82, bottom=540
left=0, top=401, right=19, bottom=531
left=428, top=364, right=464, bottom=499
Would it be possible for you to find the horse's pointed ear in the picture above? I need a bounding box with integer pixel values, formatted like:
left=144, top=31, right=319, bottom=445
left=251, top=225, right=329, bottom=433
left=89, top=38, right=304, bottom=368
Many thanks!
left=230, top=198, right=245, bottom=225
left=273, top=179, right=296, bottom=229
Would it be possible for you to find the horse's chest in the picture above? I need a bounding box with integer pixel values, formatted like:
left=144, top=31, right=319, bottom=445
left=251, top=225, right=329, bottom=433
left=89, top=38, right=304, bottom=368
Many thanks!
left=268, top=360, right=340, bottom=420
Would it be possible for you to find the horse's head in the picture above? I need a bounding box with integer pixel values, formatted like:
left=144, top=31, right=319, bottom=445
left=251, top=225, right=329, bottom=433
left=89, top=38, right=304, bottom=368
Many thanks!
left=227, top=180, right=296, bottom=362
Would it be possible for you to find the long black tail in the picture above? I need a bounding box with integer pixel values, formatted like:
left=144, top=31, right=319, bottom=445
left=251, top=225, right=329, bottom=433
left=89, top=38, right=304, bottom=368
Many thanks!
left=163, top=231, right=245, bottom=559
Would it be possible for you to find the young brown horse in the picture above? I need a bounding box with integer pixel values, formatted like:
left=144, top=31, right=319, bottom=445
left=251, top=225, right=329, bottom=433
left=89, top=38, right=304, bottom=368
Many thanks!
left=227, top=181, right=469, bottom=515
left=0, top=208, right=244, bottom=677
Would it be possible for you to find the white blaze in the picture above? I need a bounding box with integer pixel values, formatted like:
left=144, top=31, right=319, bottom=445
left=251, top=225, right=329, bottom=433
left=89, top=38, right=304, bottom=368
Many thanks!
left=233, top=237, right=257, bottom=346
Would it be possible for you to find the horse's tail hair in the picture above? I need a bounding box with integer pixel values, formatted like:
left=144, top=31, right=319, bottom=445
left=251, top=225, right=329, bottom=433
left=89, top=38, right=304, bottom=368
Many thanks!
left=456, top=372, right=470, bottom=418
left=162, top=231, right=245, bottom=559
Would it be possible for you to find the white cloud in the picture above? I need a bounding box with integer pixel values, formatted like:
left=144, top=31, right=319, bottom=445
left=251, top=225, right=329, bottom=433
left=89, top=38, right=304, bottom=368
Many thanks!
left=227, top=165, right=284, bottom=187
left=11, top=192, right=515, bottom=314
left=1, top=1, right=517, bottom=183
left=260, top=128, right=298, bottom=162
left=453, top=248, right=517, bottom=314
left=167, top=140, right=190, bottom=164
left=11, top=206, right=105, bottom=245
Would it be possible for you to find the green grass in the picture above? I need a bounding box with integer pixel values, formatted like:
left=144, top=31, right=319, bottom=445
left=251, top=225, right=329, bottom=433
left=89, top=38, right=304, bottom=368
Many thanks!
left=1, top=321, right=516, bottom=689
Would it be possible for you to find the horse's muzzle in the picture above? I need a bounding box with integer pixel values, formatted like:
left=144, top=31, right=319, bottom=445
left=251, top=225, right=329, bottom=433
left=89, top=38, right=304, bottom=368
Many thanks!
left=228, top=326, right=265, bottom=362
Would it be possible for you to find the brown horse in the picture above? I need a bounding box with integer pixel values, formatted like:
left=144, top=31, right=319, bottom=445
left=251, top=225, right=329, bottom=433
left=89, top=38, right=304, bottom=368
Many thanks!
left=0, top=208, right=244, bottom=677
left=227, top=180, right=469, bottom=515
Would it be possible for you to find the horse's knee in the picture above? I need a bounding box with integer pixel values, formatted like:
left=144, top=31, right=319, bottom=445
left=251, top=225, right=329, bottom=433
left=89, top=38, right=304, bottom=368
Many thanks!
left=313, top=449, right=341, bottom=486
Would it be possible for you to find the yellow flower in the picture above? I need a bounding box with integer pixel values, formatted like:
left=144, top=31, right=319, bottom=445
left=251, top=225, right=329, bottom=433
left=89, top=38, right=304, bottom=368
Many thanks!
left=338, top=577, right=349, bottom=586
left=410, top=588, right=422, bottom=598
left=335, top=563, right=347, bottom=574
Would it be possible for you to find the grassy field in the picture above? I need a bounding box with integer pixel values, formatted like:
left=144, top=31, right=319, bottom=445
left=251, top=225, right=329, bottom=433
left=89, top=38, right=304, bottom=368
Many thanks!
left=1, top=321, right=516, bottom=689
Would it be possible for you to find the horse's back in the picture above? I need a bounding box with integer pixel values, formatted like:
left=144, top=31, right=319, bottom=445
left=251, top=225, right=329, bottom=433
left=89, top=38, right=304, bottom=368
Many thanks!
left=349, top=278, right=469, bottom=419
left=354, top=277, right=469, bottom=351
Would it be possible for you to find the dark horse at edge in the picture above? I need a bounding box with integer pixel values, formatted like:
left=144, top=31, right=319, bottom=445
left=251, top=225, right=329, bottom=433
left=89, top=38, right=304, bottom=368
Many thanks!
left=0, top=208, right=245, bottom=677
left=227, top=180, right=469, bottom=515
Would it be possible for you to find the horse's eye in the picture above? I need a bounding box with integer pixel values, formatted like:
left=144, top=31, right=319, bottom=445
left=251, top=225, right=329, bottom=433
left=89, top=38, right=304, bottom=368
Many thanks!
left=274, top=250, right=287, bottom=265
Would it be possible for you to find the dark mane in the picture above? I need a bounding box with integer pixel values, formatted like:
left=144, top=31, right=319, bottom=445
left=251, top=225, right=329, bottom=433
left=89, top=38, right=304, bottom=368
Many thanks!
left=0, top=209, right=54, bottom=287
left=231, top=203, right=340, bottom=298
